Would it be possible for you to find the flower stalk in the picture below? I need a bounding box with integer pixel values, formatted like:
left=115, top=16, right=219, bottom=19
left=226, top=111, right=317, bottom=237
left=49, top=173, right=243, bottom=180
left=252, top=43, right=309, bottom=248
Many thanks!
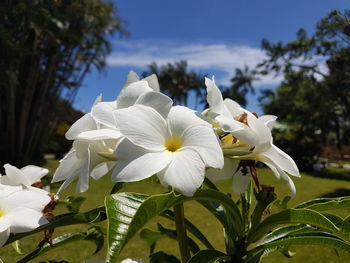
left=173, top=203, right=191, bottom=262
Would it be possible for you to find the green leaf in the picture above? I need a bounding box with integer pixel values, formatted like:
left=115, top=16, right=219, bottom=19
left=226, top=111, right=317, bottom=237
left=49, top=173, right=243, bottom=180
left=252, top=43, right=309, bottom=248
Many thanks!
left=140, top=228, right=163, bottom=253
left=149, top=251, right=181, bottom=263
left=11, top=240, right=23, bottom=254
left=157, top=223, right=200, bottom=254
left=322, top=213, right=344, bottom=228
left=244, top=181, right=254, bottom=208
left=272, top=196, right=291, bottom=212
left=252, top=234, right=350, bottom=255
left=203, top=177, right=219, bottom=191
left=342, top=215, right=350, bottom=237
left=161, top=209, right=214, bottom=249
left=248, top=208, right=341, bottom=243
left=110, top=182, right=124, bottom=194
left=62, top=196, right=86, bottom=213
left=188, top=249, right=229, bottom=263
left=140, top=224, right=201, bottom=255
left=243, top=247, right=279, bottom=263
left=246, top=233, right=350, bottom=263
left=295, top=197, right=350, bottom=211
left=105, top=189, right=242, bottom=263
left=259, top=225, right=309, bottom=245
left=202, top=178, right=239, bottom=252
left=17, top=227, right=104, bottom=263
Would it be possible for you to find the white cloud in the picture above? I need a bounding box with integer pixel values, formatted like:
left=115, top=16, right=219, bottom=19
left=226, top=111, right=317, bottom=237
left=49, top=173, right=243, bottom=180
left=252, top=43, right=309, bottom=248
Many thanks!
left=107, top=40, right=283, bottom=87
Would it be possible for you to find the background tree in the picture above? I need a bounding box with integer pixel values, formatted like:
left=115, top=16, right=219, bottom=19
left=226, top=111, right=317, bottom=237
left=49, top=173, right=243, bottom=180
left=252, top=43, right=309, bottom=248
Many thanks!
left=231, top=9, right=350, bottom=169
left=0, top=0, right=127, bottom=167
left=144, top=61, right=255, bottom=110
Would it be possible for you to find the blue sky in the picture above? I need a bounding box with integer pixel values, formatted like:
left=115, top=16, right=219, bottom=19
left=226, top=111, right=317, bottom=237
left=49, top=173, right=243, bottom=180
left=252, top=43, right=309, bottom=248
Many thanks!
left=76, top=0, right=349, bottom=113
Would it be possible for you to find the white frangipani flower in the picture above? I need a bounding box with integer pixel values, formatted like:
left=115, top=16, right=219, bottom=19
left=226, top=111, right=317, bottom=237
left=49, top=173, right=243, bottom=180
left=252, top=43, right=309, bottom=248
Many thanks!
left=0, top=187, right=50, bottom=247
left=52, top=94, right=120, bottom=193
left=205, top=77, right=300, bottom=196
left=65, top=94, right=103, bottom=140
left=52, top=140, right=117, bottom=193
left=113, top=104, right=224, bottom=196
left=91, top=71, right=159, bottom=129
left=52, top=73, right=163, bottom=193
left=1, top=164, right=48, bottom=188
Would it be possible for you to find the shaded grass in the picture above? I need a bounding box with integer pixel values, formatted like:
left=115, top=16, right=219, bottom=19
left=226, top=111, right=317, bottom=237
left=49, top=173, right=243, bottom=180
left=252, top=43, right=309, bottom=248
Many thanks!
left=311, top=166, right=350, bottom=181
left=0, top=161, right=349, bottom=262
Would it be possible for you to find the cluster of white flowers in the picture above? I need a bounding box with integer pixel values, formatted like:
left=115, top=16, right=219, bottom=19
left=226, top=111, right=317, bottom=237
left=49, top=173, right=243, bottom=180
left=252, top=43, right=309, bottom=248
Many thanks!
left=0, top=164, right=51, bottom=247
left=52, top=72, right=300, bottom=197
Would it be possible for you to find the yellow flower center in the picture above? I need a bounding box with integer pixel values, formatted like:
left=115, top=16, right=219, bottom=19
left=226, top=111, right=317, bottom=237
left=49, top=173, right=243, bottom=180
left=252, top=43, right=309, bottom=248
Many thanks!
left=212, top=122, right=220, bottom=129
left=221, top=133, right=237, bottom=147
left=165, top=136, right=183, bottom=152
left=0, top=210, right=5, bottom=218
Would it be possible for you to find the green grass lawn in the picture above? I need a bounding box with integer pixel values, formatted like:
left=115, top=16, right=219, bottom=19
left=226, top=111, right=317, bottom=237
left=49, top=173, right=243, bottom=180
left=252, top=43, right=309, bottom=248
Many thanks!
left=1, top=161, right=349, bottom=262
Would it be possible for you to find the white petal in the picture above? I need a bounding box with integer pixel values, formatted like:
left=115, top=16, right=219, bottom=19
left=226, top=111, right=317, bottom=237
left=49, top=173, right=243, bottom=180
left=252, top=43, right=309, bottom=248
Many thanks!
left=52, top=150, right=81, bottom=182
left=280, top=170, right=296, bottom=197
left=112, top=152, right=171, bottom=182
left=91, top=101, right=117, bottom=128
left=2, top=189, right=50, bottom=212
left=124, top=71, right=140, bottom=87
left=75, top=147, right=90, bottom=193
left=76, top=129, right=122, bottom=141
left=247, top=113, right=272, bottom=148
left=143, top=74, right=160, bottom=92
left=215, top=116, right=258, bottom=146
left=167, top=106, right=210, bottom=137
left=273, top=145, right=300, bottom=177
left=0, top=227, right=10, bottom=248
left=262, top=158, right=281, bottom=180
left=91, top=162, right=115, bottom=180
left=215, top=115, right=244, bottom=132
left=206, top=157, right=239, bottom=182
left=0, top=218, right=10, bottom=233
left=182, top=125, right=224, bottom=169
left=72, top=140, right=89, bottom=158
left=0, top=176, right=18, bottom=186
left=20, top=165, right=48, bottom=183
left=87, top=142, right=114, bottom=175
left=223, top=98, right=245, bottom=117
left=258, top=115, right=277, bottom=130
left=114, top=138, right=145, bottom=159
left=232, top=127, right=259, bottom=148
left=117, top=81, right=152, bottom=109
left=135, top=91, right=173, bottom=119
left=158, top=149, right=205, bottom=196
left=65, top=114, right=97, bottom=140
left=7, top=208, right=48, bottom=233
left=114, top=105, right=167, bottom=151
left=76, top=167, right=89, bottom=193
left=264, top=161, right=296, bottom=197
left=4, top=164, right=31, bottom=186
left=56, top=173, right=79, bottom=194
left=233, top=173, right=251, bottom=194
left=261, top=146, right=300, bottom=177
left=205, top=77, right=224, bottom=115
left=0, top=184, right=21, bottom=197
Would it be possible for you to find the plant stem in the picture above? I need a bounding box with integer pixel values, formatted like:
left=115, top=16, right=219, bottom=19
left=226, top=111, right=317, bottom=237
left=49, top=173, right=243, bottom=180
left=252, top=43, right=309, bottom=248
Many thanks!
left=174, top=203, right=191, bottom=262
